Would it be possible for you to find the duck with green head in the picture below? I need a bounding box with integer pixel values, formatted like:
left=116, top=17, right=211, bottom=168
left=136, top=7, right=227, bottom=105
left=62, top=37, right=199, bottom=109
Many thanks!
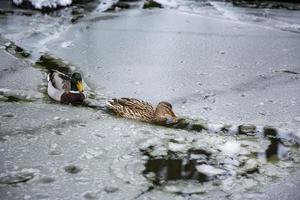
left=47, top=71, right=85, bottom=105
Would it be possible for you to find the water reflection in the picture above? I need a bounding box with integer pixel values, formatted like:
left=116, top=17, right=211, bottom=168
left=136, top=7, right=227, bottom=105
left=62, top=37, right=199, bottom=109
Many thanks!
left=143, top=149, right=213, bottom=185
left=143, top=127, right=299, bottom=186
left=257, top=127, right=292, bottom=163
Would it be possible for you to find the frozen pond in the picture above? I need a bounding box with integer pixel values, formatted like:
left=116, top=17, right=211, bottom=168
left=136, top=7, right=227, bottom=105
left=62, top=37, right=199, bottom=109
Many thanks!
left=1, top=1, right=300, bottom=200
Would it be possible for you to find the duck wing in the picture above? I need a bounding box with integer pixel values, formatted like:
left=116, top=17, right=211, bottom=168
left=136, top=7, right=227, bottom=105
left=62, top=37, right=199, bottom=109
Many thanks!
left=106, top=98, right=154, bottom=121
left=48, top=71, right=71, bottom=91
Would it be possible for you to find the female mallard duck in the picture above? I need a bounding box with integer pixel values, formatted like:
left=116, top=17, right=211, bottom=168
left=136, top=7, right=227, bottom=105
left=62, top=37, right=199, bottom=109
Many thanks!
left=47, top=71, right=85, bottom=105
left=106, top=98, right=179, bottom=125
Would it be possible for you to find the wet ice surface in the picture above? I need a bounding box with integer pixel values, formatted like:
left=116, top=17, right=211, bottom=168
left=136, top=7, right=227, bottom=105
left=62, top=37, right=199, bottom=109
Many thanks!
left=45, top=9, right=300, bottom=129
left=0, top=102, right=148, bottom=199
left=1, top=100, right=300, bottom=199
left=1, top=1, right=300, bottom=200
left=155, top=0, right=300, bottom=34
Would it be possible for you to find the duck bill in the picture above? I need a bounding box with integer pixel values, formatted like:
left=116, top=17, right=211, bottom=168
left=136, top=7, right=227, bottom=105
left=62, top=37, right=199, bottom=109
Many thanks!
left=76, top=81, right=84, bottom=92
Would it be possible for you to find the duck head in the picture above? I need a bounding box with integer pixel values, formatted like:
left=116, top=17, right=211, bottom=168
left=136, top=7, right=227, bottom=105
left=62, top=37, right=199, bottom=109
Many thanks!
left=71, top=72, right=84, bottom=92
left=154, top=101, right=178, bottom=125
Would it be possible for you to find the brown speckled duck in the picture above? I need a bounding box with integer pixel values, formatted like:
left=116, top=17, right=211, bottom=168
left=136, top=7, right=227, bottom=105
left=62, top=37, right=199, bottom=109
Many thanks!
left=47, top=71, right=85, bottom=105
left=106, top=98, right=179, bottom=125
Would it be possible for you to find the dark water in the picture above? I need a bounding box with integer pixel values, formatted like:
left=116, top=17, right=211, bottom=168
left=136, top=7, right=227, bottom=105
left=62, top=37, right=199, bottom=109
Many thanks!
left=143, top=149, right=214, bottom=185
left=35, top=53, right=73, bottom=74
left=144, top=158, right=208, bottom=185
left=256, top=127, right=297, bottom=163
left=143, top=128, right=299, bottom=185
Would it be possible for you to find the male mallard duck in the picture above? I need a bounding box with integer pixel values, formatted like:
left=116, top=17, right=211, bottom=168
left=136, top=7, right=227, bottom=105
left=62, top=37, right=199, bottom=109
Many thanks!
left=106, top=98, right=179, bottom=125
left=47, top=71, right=85, bottom=105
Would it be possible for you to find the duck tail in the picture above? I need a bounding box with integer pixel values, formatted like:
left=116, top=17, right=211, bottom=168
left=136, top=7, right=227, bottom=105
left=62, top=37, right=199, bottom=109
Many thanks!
left=106, top=98, right=124, bottom=110
left=106, top=99, right=116, bottom=108
left=47, top=71, right=54, bottom=82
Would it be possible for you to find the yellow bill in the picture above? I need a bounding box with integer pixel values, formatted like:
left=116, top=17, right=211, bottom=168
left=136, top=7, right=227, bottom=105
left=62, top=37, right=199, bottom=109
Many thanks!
left=76, top=81, right=84, bottom=92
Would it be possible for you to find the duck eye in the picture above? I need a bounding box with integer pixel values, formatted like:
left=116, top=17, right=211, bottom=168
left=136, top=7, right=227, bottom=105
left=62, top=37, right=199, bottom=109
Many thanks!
left=164, top=102, right=172, bottom=109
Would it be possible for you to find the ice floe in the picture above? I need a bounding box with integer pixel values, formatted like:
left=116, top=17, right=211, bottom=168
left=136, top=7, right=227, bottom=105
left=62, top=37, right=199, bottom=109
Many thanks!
left=218, top=141, right=241, bottom=157
left=195, top=164, right=226, bottom=177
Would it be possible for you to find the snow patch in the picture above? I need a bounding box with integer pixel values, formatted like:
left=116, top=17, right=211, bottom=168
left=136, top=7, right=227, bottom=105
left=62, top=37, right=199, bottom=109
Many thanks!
left=168, top=142, right=188, bottom=153
left=13, top=0, right=23, bottom=5
left=96, top=0, right=118, bottom=12
left=13, top=0, right=72, bottom=9
left=61, top=41, right=73, bottom=48
left=155, top=0, right=179, bottom=8
left=218, top=141, right=241, bottom=156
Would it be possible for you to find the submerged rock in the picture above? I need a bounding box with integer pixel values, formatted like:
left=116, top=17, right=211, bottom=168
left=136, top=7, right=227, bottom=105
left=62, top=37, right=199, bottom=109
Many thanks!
left=238, top=124, right=257, bottom=135
left=104, top=186, right=119, bottom=193
left=191, top=120, right=208, bottom=132
left=71, top=14, right=84, bottom=23
left=36, top=53, right=73, bottom=74
left=64, top=165, right=82, bottom=174
left=5, top=42, right=31, bottom=58
left=83, top=191, right=99, bottom=199
left=0, top=95, right=9, bottom=101
left=263, top=126, right=278, bottom=137
left=143, top=0, right=163, bottom=9
left=1, top=112, right=14, bottom=118
left=106, top=2, right=130, bottom=12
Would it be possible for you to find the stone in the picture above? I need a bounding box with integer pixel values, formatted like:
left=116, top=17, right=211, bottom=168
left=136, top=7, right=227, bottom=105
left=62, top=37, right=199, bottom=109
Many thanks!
left=106, top=2, right=130, bottom=12
left=104, top=186, right=119, bottom=193
left=64, top=165, right=82, bottom=174
left=83, top=191, right=99, bottom=199
left=2, top=113, right=14, bottom=117
left=238, top=124, right=256, bottom=135
left=143, top=0, right=163, bottom=9
left=244, top=159, right=259, bottom=174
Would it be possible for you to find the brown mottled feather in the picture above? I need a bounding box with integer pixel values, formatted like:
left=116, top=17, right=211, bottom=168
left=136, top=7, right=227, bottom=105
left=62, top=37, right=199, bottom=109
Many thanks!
left=106, top=98, right=177, bottom=124
left=107, top=98, right=154, bottom=122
